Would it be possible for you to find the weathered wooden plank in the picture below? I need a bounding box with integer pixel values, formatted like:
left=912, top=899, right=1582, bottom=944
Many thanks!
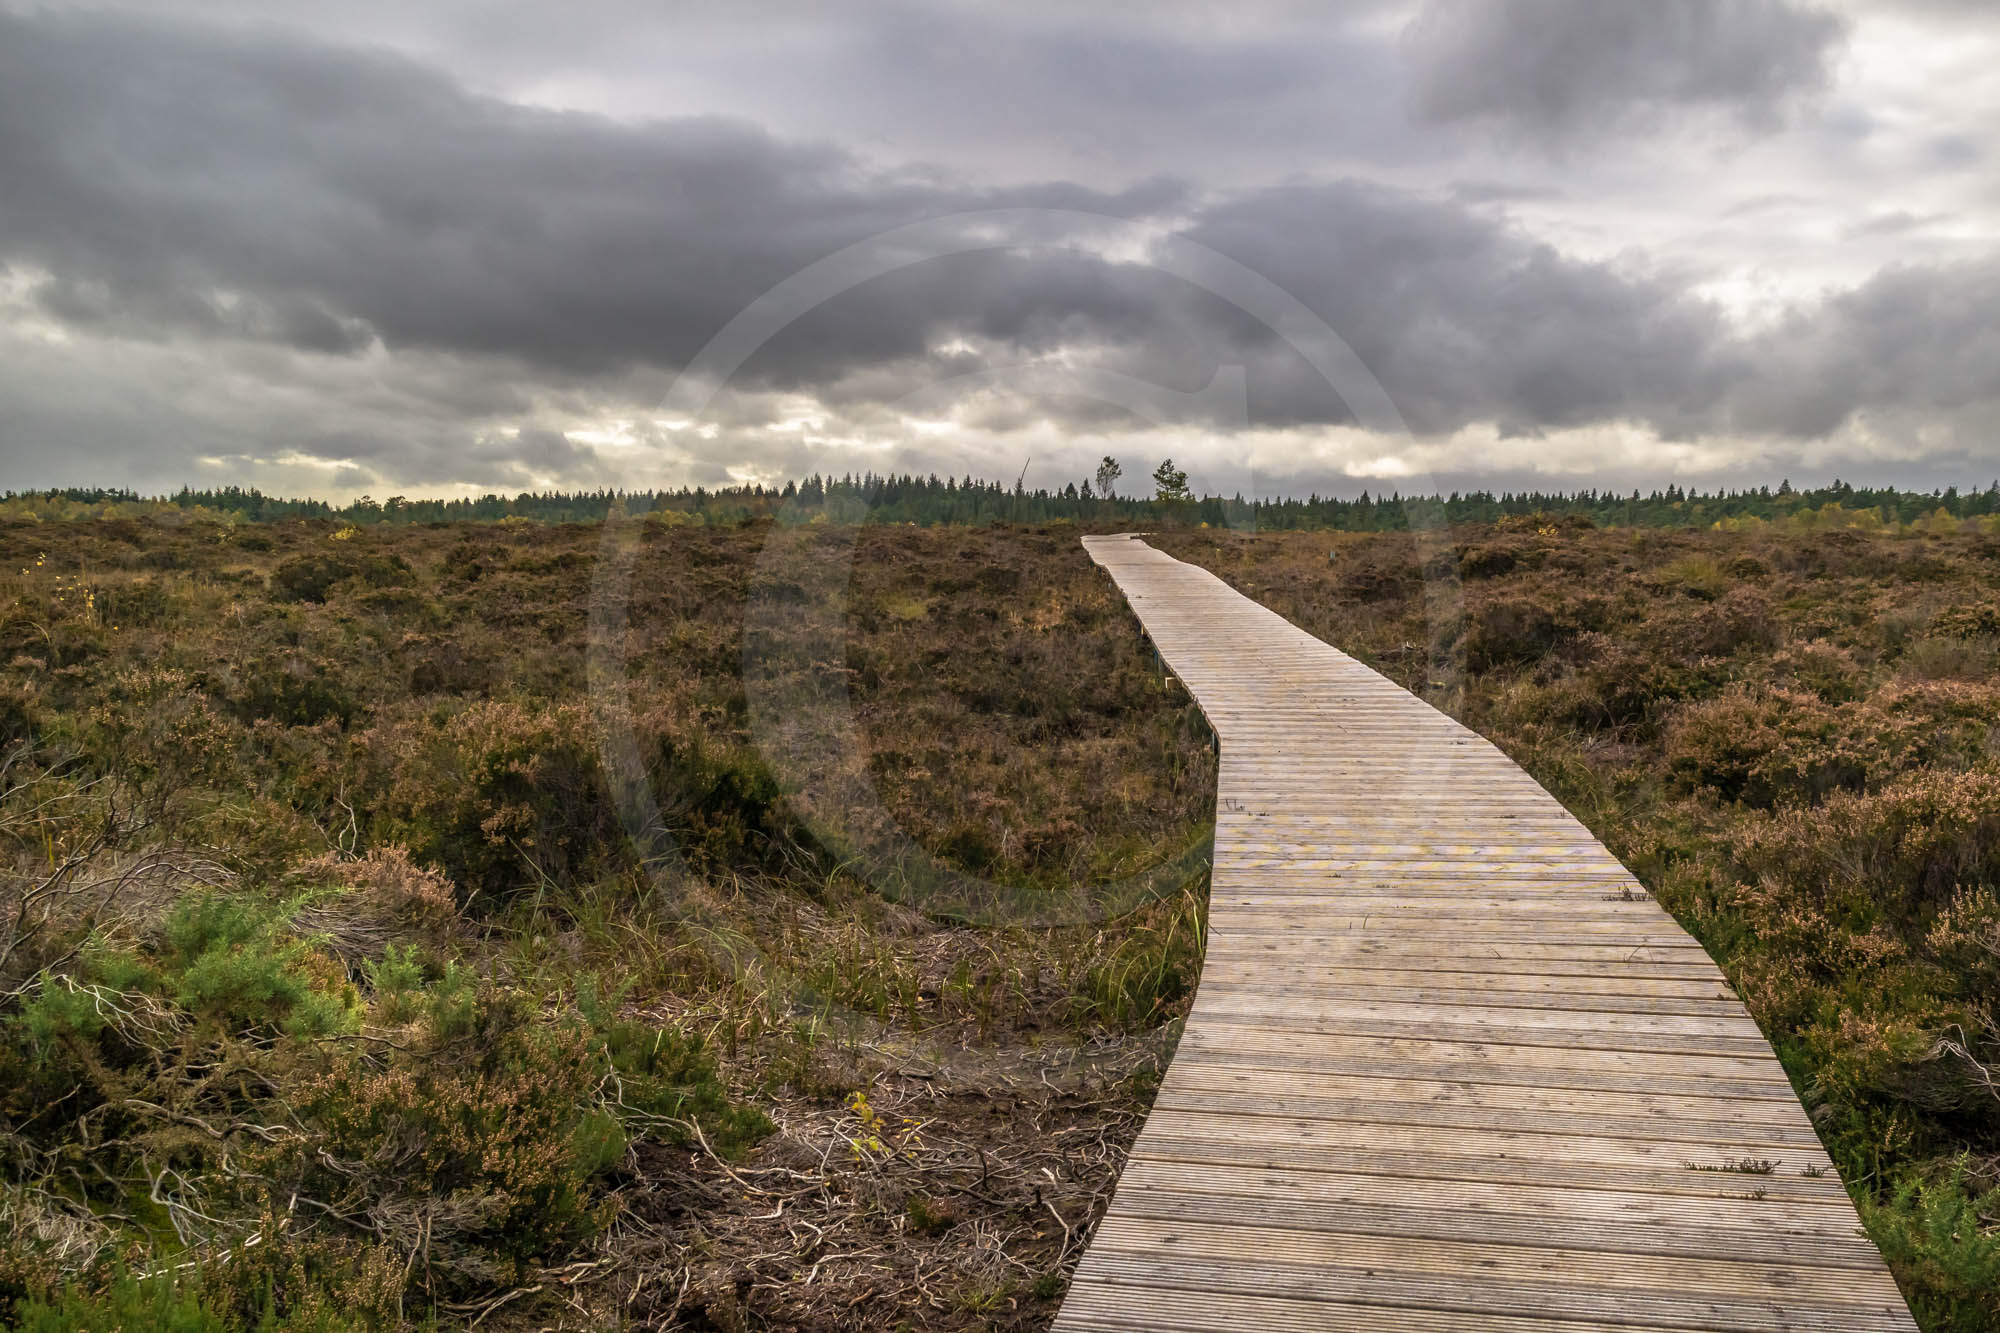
left=1050, top=535, right=1916, bottom=1331
left=1089, top=1216, right=1901, bottom=1304
left=1134, top=1107, right=1842, bottom=1176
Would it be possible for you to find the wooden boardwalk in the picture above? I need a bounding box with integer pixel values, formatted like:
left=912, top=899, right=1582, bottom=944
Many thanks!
left=1054, top=535, right=1917, bottom=1333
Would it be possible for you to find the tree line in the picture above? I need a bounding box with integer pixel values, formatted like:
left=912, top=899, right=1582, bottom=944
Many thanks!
left=6, top=474, right=2000, bottom=531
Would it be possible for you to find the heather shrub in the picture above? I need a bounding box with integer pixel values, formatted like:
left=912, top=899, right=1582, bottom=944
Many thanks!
left=1736, top=767, right=2000, bottom=923
left=79, top=668, right=239, bottom=801
left=1465, top=597, right=1562, bottom=671
left=1455, top=543, right=1516, bottom=579
left=269, top=551, right=413, bottom=604
left=327, top=845, right=458, bottom=931
left=1680, top=585, right=1780, bottom=657
left=195, top=1228, right=405, bottom=1333
left=400, top=631, right=493, bottom=697
left=1878, top=680, right=2000, bottom=769
left=1770, top=639, right=1865, bottom=702
left=0, top=682, right=31, bottom=747
left=289, top=847, right=460, bottom=967
left=94, top=575, right=174, bottom=628
left=1566, top=635, right=1731, bottom=730
left=363, top=701, right=622, bottom=906
left=1338, top=557, right=1417, bottom=602
left=1931, top=604, right=2000, bottom=639
left=1661, top=686, right=1934, bottom=808
left=1899, top=634, right=1998, bottom=682
left=235, top=654, right=363, bottom=728
left=1723, top=553, right=1769, bottom=579
left=290, top=981, right=609, bottom=1294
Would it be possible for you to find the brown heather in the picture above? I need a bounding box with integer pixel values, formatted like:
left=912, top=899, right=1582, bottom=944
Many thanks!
left=0, top=516, right=1211, bottom=1331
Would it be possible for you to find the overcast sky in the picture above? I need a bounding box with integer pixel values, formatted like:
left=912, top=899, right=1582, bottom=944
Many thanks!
left=2, top=0, right=1996, bottom=501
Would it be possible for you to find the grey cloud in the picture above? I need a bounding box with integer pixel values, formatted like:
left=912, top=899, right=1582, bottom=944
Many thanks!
left=0, top=10, right=1184, bottom=391
left=1719, top=193, right=1818, bottom=218
left=1446, top=179, right=1568, bottom=205
left=1921, top=133, right=1987, bottom=172
left=1404, top=0, right=1847, bottom=135
left=1154, top=181, right=1999, bottom=446
left=48, top=0, right=1417, bottom=192
left=1168, top=182, right=1742, bottom=438
left=1845, top=211, right=1948, bottom=239
left=1731, top=256, right=2000, bottom=438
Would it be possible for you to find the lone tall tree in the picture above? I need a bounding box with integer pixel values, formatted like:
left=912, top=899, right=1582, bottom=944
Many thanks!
left=1152, top=458, right=1191, bottom=503
left=1094, top=455, right=1122, bottom=500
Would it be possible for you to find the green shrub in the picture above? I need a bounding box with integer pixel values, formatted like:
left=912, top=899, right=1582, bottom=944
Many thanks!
left=162, top=895, right=357, bottom=1038
left=7, top=1273, right=228, bottom=1333
left=646, top=728, right=818, bottom=875
left=7, top=1251, right=397, bottom=1333
left=581, top=981, right=773, bottom=1157
left=1862, top=1165, right=2000, bottom=1333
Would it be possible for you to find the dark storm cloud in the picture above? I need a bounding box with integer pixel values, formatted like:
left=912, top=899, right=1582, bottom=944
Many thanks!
left=1169, top=182, right=1742, bottom=438
left=53, top=0, right=1416, bottom=192
left=0, top=9, right=1730, bottom=442
left=1404, top=0, right=1847, bottom=134
left=0, top=9, right=1183, bottom=388
left=1145, top=182, right=2000, bottom=446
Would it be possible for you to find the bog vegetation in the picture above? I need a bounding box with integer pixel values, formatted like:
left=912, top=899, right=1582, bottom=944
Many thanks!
left=0, top=516, right=1214, bottom=1331
left=2, top=505, right=1997, bottom=1330
left=1157, top=516, right=2000, bottom=1332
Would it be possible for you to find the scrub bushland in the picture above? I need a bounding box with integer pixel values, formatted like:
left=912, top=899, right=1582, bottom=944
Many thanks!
left=0, top=516, right=1214, bottom=1331
left=1155, top=515, right=2000, bottom=1332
